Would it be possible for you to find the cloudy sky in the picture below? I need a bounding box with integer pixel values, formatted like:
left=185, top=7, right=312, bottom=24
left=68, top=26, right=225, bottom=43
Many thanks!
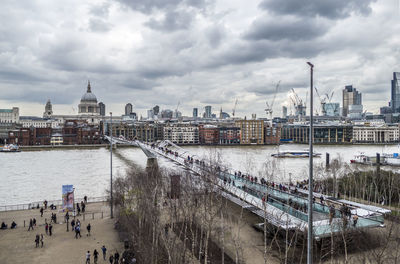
left=0, top=0, right=399, bottom=117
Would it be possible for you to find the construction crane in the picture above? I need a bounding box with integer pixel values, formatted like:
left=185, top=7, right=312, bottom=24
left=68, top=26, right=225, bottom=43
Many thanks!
left=290, top=88, right=306, bottom=120
left=232, top=99, right=238, bottom=117
left=265, top=80, right=281, bottom=121
left=314, top=87, right=327, bottom=116
left=174, top=101, right=180, bottom=118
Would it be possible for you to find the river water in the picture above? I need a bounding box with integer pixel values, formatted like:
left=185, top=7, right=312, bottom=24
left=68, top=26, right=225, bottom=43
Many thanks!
left=2, top=144, right=400, bottom=206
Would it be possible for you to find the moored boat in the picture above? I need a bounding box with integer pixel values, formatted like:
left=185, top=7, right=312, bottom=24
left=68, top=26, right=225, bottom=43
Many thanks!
left=0, top=144, right=21, bottom=152
left=271, top=150, right=321, bottom=158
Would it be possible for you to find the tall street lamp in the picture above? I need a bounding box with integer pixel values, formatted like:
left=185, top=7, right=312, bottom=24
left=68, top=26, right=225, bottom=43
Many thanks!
left=306, top=61, right=314, bottom=264
left=110, top=112, right=113, bottom=219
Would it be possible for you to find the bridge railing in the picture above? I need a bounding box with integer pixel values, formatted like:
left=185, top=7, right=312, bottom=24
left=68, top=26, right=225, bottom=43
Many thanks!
left=0, top=196, right=108, bottom=212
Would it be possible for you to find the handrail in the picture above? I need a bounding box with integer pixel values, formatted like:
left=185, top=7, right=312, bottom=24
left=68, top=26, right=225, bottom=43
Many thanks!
left=0, top=196, right=108, bottom=212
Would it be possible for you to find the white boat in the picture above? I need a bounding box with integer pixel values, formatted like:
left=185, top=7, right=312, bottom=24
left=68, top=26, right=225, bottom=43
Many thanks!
left=271, top=150, right=321, bottom=158
left=0, top=144, right=21, bottom=152
left=382, top=153, right=400, bottom=166
left=350, top=153, right=376, bottom=165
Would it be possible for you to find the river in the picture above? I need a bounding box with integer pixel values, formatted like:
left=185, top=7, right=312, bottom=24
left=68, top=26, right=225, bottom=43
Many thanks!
left=2, top=144, right=400, bottom=206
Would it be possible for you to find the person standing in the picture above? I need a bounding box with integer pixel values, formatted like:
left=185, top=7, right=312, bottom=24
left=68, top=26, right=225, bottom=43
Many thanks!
left=35, top=234, right=40, bottom=248
left=45, top=222, right=49, bottom=235
left=33, top=218, right=36, bottom=227
left=49, top=224, right=53, bottom=236
left=101, top=245, right=107, bottom=260
left=84, top=195, right=88, bottom=204
left=40, top=207, right=44, bottom=217
left=93, top=249, right=99, bottom=264
left=86, top=223, right=91, bottom=236
left=86, top=251, right=91, bottom=264
left=40, top=234, right=44, bottom=248
left=28, top=219, right=34, bottom=231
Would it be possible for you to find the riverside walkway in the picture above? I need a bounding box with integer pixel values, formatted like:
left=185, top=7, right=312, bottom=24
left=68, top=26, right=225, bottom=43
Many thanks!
left=105, top=137, right=390, bottom=240
left=0, top=201, right=123, bottom=264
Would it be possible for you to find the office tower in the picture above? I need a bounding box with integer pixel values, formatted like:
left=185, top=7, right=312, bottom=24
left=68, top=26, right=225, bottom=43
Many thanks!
left=147, top=109, right=154, bottom=119
left=43, top=99, right=53, bottom=118
left=391, top=72, right=400, bottom=113
left=125, top=103, right=133, bottom=115
left=193, top=108, right=198, bottom=118
left=153, top=105, right=160, bottom=116
left=282, top=106, right=287, bottom=118
left=98, top=102, right=105, bottom=116
left=342, top=85, right=362, bottom=116
left=205, top=105, right=212, bottom=118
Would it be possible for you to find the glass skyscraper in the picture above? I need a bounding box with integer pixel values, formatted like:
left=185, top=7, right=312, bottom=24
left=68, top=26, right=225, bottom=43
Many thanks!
left=391, top=72, right=400, bottom=113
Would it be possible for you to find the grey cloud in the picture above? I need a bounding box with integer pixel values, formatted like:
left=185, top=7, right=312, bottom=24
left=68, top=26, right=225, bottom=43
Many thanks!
left=259, top=0, right=376, bottom=19
left=245, top=17, right=329, bottom=41
left=0, top=70, right=46, bottom=84
left=90, top=2, right=111, bottom=17
left=145, top=10, right=193, bottom=31
left=118, top=76, right=159, bottom=90
left=205, top=25, right=225, bottom=48
left=115, top=0, right=206, bottom=14
left=89, top=18, right=113, bottom=32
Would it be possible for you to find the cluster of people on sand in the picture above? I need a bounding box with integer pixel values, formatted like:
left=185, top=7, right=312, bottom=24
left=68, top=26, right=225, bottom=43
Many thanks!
left=1, top=221, right=17, bottom=229
left=85, top=247, right=134, bottom=264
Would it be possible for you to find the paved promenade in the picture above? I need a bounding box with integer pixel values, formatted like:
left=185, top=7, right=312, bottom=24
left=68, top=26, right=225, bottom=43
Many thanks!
left=0, top=202, right=123, bottom=264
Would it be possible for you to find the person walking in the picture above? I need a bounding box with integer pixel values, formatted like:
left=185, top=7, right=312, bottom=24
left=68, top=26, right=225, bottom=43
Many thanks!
left=35, top=234, right=40, bottom=248
left=49, top=223, right=53, bottom=236
left=75, top=225, right=82, bottom=238
left=86, top=251, right=91, bottom=264
left=40, top=207, right=44, bottom=217
left=28, top=219, right=34, bottom=231
left=84, top=195, right=88, bottom=204
left=109, top=255, right=114, bottom=264
left=86, top=223, right=91, bottom=236
left=101, top=245, right=107, bottom=260
left=114, top=251, right=120, bottom=264
left=45, top=222, right=49, bottom=235
left=71, top=219, right=75, bottom=231
left=33, top=218, right=37, bottom=227
left=93, top=249, right=99, bottom=264
left=353, top=214, right=359, bottom=227
left=40, top=234, right=44, bottom=248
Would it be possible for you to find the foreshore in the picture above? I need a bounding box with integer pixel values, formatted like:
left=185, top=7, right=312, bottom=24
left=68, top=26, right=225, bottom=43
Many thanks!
left=0, top=202, right=124, bottom=264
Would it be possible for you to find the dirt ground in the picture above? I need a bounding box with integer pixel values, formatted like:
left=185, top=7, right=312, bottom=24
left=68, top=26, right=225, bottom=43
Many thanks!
left=0, top=202, right=124, bottom=264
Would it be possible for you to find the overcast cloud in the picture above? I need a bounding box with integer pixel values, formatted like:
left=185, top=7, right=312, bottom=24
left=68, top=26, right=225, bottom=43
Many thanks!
left=0, top=0, right=399, bottom=117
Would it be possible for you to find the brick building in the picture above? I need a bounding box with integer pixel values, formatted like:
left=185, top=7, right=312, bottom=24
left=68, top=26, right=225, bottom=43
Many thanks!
left=199, top=125, right=220, bottom=145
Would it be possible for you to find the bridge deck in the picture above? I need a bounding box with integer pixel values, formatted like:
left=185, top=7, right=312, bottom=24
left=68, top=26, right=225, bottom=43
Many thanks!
left=106, top=137, right=388, bottom=239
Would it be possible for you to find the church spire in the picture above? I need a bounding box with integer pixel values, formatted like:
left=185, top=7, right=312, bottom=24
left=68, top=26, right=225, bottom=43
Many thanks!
left=87, top=80, right=91, bottom=93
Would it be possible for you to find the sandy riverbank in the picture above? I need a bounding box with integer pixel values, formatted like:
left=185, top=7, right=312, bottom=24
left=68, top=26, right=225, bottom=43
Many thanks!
left=0, top=202, right=124, bottom=264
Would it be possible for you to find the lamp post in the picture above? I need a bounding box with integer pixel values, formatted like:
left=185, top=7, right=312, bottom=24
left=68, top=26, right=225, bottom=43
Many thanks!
left=306, top=62, right=314, bottom=264
left=110, top=112, right=113, bottom=219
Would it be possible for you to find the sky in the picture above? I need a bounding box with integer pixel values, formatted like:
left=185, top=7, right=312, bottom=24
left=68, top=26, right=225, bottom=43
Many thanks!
left=0, top=0, right=399, bottom=117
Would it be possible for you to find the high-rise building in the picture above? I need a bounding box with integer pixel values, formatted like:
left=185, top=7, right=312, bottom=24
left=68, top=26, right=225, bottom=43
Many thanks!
left=153, top=105, right=160, bottom=116
left=99, top=102, right=105, bottom=116
left=43, top=99, right=53, bottom=118
left=161, top=109, right=173, bottom=119
left=125, top=103, right=133, bottom=115
left=323, top=103, right=340, bottom=117
left=193, top=108, right=198, bottom=118
left=147, top=109, right=154, bottom=119
left=391, top=72, right=400, bottom=113
left=282, top=106, right=287, bottom=118
left=342, top=85, right=362, bottom=116
left=99, top=102, right=106, bottom=116
left=205, top=105, right=212, bottom=118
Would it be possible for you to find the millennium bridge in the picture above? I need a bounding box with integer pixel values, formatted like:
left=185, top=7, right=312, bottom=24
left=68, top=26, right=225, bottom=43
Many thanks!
left=104, top=136, right=391, bottom=240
